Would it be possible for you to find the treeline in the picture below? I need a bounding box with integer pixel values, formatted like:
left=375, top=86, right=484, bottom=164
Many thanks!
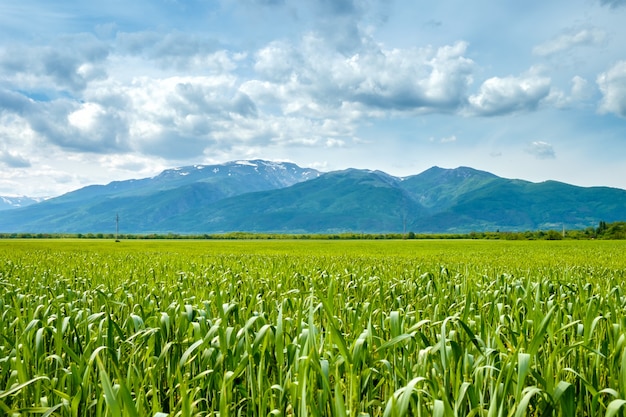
left=0, top=221, right=625, bottom=240
left=594, top=221, right=626, bottom=239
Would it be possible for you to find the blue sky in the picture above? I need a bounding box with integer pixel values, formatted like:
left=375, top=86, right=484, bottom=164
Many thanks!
left=0, top=0, right=625, bottom=197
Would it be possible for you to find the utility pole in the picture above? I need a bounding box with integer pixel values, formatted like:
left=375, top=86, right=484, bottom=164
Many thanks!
left=115, top=213, right=120, bottom=242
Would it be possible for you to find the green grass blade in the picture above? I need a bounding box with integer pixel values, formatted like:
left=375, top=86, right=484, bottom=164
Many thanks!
left=96, top=355, right=122, bottom=416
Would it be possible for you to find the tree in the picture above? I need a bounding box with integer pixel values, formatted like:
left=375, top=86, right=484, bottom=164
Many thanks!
left=597, top=220, right=608, bottom=235
left=545, top=230, right=563, bottom=240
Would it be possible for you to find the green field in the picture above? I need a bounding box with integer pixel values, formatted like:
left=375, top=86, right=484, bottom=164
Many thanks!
left=2, top=239, right=626, bottom=416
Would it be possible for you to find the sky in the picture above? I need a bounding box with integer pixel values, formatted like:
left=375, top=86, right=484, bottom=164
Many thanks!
left=0, top=0, right=626, bottom=197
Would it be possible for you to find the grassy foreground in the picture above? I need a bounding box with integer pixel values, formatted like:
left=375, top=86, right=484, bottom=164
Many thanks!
left=1, top=239, right=626, bottom=416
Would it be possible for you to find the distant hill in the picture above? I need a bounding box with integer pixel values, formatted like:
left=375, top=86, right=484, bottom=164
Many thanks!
left=1, top=160, right=625, bottom=234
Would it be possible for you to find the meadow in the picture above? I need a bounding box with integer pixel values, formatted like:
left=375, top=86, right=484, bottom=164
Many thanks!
left=1, top=239, right=626, bottom=416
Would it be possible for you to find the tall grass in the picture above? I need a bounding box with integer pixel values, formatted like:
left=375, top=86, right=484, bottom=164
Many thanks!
left=1, top=239, right=626, bottom=415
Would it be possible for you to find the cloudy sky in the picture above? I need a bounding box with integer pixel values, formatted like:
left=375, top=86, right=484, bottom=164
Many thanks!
left=1, top=0, right=625, bottom=197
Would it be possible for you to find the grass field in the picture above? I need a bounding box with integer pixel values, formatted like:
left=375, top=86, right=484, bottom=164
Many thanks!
left=2, top=239, right=626, bottom=416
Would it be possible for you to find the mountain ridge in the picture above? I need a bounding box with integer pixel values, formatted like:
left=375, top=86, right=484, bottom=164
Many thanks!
left=1, top=160, right=625, bottom=234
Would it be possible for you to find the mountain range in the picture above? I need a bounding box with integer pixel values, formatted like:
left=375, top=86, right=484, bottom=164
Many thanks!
left=1, top=159, right=625, bottom=234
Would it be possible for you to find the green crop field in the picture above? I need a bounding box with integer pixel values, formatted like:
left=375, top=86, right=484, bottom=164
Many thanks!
left=2, top=239, right=626, bottom=416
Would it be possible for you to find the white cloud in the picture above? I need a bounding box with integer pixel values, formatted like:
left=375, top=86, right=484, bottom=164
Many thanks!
left=120, top=75, right=256, bottom=158
left=467, top=72, right=551, bottom=116
left=533, top=28, right=606, bottom=56
left=597, top=61, right=626, bottom=118
left=346, top=41, right=474, bottom=111
left=250, top=36, right=475, bottom=114
left=254, top=41, right=301, bottom=82
left=103, top=72, right=357, bottom=158
left=526, top=141, right=556, bottom=159
left=68, top=102, right=106, bottom=131
left=546, top=75, right=595, bottom=108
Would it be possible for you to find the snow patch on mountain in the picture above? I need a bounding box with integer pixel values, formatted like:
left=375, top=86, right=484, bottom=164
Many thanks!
left=235, top=160, right=257, bottom=167
left=0, top=196, right=45, bottom=211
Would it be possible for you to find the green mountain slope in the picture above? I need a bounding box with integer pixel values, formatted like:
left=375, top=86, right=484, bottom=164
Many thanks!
left=415, top=179, right=626, bottom=232
left=164, top=169, right=425, bottom=233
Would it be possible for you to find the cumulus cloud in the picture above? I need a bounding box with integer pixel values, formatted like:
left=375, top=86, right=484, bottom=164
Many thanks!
left=112, top=74, right=348, bottom=158
left=533, top=28, right=606, bottom=56
left=250, top=37, right=475, bottom=115
left=20, top=99, right=128, bottom=154
left=121, top=75, right=247, bottom=157
left=467, top=72, right=551, bottom=116
left=0, top=72, right=259, bottom=160
left=0, top=89, right=130, bottom=155
left=597, top=61, right=626, bottom=118
left=526, top=141, right=556, bottom=159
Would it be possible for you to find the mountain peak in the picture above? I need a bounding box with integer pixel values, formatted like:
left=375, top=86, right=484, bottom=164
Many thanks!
left=419, top=165, right=498, bottom=180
